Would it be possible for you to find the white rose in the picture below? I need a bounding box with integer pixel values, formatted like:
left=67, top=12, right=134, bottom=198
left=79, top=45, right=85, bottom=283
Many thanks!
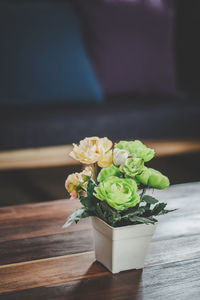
left=113, top=148, right=130, bottom=166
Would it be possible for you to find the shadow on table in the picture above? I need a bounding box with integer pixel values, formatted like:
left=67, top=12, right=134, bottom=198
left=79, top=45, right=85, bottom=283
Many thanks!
left=67, top=261, right=143, bottom=300
left=0, top=262, right=143, bottom=300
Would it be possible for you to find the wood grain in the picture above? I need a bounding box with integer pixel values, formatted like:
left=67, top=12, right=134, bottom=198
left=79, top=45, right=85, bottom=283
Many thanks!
left=0, top=199, right=91, bottom=243
left=1, top=229, right=200, bottom=268
left=0, top=199, right=79, bottom=221
left=0, top=230, right=94, bottom=265
left=1, top=182, right=200, bottom=244
left=0, top=182, right=200, bottom=298
left=0, top=140, right=200, bottom=170
left=0, top=252, right=109, bottom=293
left=1, top=258, right=200, bottom=299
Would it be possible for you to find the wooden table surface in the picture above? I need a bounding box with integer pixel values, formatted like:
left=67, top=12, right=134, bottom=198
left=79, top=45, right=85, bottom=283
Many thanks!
left=0, top=182, right=200, bottom=299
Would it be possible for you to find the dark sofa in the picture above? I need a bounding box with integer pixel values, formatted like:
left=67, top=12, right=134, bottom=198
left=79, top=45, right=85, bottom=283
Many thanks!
left=0, top=0, right=200, bottom=152
left=1, top=96, right=200, bottom=151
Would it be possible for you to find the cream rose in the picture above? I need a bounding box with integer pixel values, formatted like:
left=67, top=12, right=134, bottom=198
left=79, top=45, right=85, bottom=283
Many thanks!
left=70, top=137, right=113, bottom=167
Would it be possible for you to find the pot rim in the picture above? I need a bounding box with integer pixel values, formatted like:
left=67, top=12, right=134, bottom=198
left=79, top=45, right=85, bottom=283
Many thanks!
left=91, top=216, right=157, bottom=231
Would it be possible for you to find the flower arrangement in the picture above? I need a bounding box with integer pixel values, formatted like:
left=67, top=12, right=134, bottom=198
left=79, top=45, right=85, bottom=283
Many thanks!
left=63, top=137, right=173, bottom=228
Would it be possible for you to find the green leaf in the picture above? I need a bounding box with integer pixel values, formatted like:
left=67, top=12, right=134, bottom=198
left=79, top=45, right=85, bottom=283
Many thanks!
left=121, top=207, right=146, bottom=219
left=80, top=209, right=95, bottom=219
left=62, top=207, right=85, bottom=228
left=148, top=216, right=158, bottom=223
left=152, top=202, right=167, bottom=215
left=87, top=178, right=97, bottom=198
left=142, top=195, right=159, bottom=204
left=79, top=195, right=96, bottom=211
left=79, top=178, right=98, bottom=211
left=144, top=203, right=151, bottom=210
left=96, top=201, right=121, bottom=227
left=158, top=208, right=177, bottom=215
left=95, top=203, right=107, bottom=222
left=140, top=188, right=147, bottom=198
left=102, top=201, right=121, bottom=225
left=128, top=215, right=155, bottom=224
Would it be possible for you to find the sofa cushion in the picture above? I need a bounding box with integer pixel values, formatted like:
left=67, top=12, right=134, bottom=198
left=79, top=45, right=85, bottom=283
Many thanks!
left=75, top=0, right=179, bottom=96
left=0, top=0, right=102, bottom=105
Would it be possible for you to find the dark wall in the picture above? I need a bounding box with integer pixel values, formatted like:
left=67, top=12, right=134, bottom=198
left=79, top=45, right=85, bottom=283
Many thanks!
left=175, top=0, right=200, bottom=94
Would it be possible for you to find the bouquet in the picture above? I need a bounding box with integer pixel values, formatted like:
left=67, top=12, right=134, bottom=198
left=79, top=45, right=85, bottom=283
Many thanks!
left=63, top=137, right=173, bottom=228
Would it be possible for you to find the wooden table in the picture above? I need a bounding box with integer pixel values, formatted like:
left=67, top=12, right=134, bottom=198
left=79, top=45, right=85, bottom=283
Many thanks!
left=0, top=182, right=200, bottom=299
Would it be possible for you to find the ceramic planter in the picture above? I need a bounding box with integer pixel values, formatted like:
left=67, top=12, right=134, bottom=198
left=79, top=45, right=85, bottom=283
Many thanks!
left=91, top=216, right=157, bottom=274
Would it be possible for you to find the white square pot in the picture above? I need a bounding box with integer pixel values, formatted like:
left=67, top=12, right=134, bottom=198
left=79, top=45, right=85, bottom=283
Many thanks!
left=91, top=216, right=157, bottom=274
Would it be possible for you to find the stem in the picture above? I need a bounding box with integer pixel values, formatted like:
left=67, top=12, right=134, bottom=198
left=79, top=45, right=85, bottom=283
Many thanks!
left=94, top=163, right=98, bottom=181
left=140, top=187, right=147, bottom=199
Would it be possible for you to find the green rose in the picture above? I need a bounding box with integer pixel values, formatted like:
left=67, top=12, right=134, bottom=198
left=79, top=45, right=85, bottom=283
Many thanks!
left=119, top=157, right=144, bottom=178
left=136, top=167, right=170, bottom=189
left=115, top=140, right=154, bottom=162
left=97, top=164, right=121, bottom=183
left=94, top=176, right=140, bottom=210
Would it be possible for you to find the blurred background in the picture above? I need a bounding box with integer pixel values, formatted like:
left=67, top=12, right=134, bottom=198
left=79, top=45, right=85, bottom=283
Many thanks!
left=0, top=0, right=200, bottom=206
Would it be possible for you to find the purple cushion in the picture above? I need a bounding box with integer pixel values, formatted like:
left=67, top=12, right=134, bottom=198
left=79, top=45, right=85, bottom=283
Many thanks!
left=75, top=0, right=179, bottom=96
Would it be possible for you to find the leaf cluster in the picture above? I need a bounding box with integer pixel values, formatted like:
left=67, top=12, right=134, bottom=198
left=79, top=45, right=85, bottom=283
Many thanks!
left=63, top=179, right=175, bottom=228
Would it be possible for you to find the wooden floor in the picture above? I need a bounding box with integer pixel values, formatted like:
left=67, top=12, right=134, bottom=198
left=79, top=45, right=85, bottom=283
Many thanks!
left=0, top=182, right=200, bottom=299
